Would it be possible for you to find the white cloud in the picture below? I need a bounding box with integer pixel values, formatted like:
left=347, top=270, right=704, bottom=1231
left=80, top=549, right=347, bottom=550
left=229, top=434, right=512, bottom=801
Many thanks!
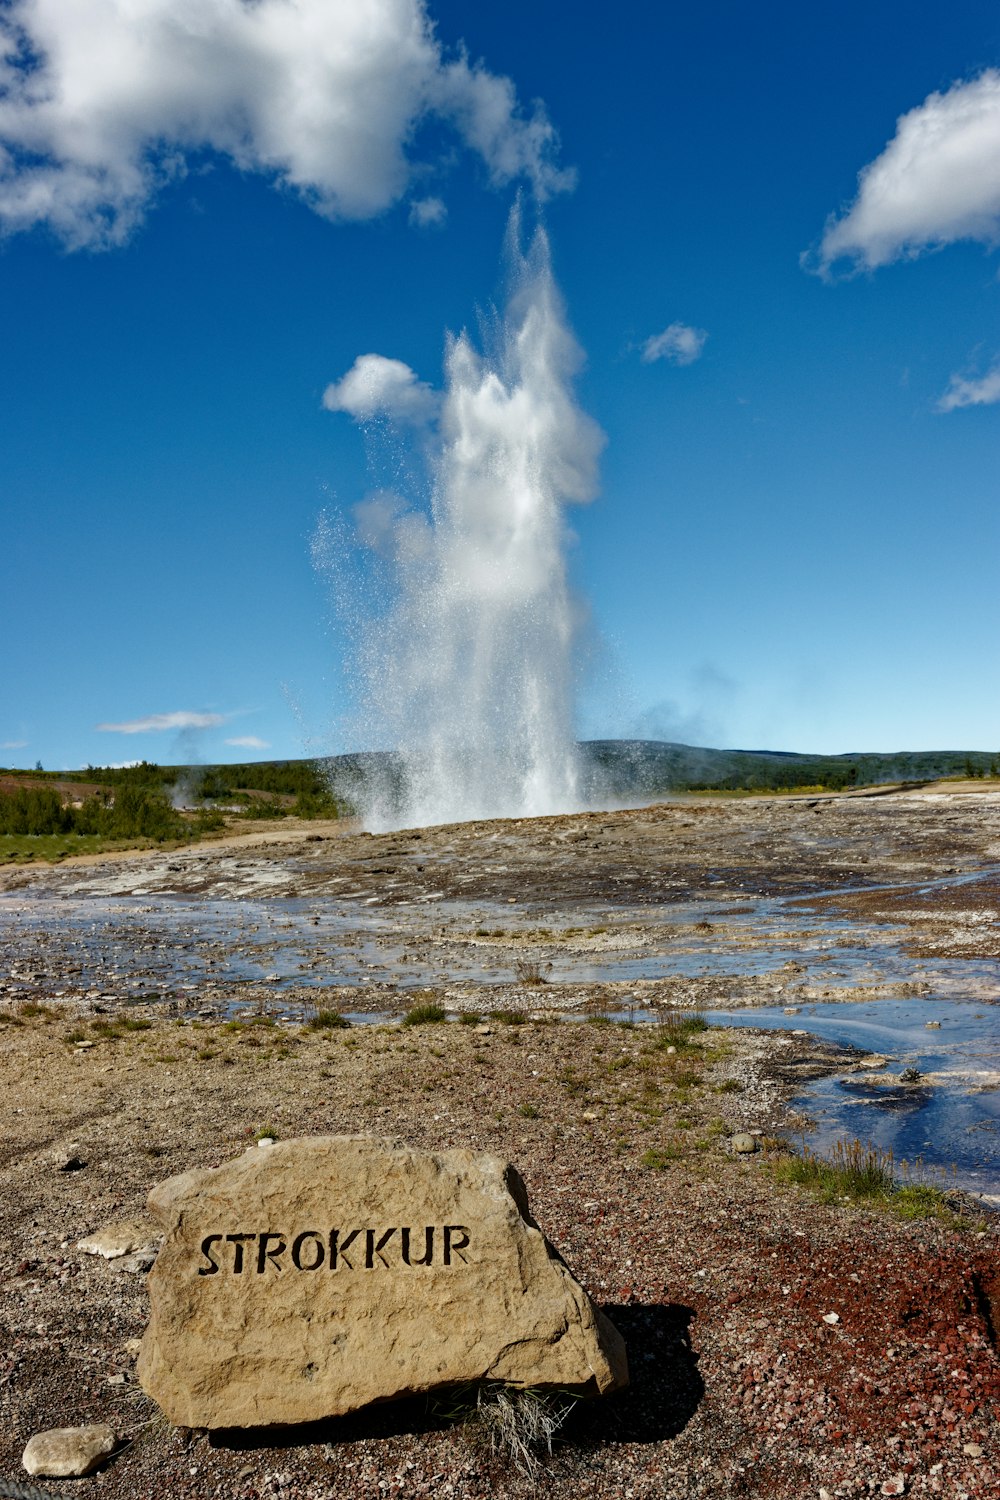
left=937, top=363, right=1000, bottom=412
left=409, top=195, right=447, bottom=229
left=1, top=738, right=28, bottom=749
left=96, top=710, right=227, bottom=734
left=641, top=322, right=708, bottom=366
left=816, top=70, right=1000, bottom=274
left=323, top=353, right=439, bottom=424
left=0, top=0, right=570, bottom=249
left=225, top=735, right=271, bottom=749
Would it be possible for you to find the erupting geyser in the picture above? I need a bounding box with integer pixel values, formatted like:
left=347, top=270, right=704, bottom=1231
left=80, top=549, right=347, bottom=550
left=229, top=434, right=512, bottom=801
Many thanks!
left=321, top=209, right=604, bottom=830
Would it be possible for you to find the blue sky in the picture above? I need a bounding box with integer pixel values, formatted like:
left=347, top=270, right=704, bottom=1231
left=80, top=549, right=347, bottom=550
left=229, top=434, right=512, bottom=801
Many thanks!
left=2, top=0, right=999, bottom=771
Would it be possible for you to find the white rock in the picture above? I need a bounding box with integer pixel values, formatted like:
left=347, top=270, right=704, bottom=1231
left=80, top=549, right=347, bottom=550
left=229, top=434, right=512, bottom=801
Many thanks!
left=23, top=1424, right=116, bottom=1478
left=78, top=1219, right=156, bottom=1260
left=963, top=1442, right=983, bottom=1458
left=822, top=1311, right=840, bottom=1325
left=730, top=1134, right=757, bottom=1154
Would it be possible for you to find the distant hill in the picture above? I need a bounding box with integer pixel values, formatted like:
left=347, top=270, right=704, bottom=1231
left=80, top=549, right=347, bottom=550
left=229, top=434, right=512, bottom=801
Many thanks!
left=576, top=740, right=999, bottom=798
left=4, top=742, right=998, bottom=818
left=316, top=741, right=999, bottom=807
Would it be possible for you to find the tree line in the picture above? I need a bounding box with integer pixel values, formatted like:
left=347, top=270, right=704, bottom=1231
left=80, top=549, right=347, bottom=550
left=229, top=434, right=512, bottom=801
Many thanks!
left=0, top=784, right=221, bottom=840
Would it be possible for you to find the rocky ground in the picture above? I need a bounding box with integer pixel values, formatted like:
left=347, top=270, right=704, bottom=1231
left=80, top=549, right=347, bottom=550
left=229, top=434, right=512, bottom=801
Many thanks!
left=1, top=787, right=999, bottom=1498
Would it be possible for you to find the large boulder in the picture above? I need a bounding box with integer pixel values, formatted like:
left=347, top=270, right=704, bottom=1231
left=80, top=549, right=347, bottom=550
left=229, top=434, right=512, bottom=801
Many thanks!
left=137, top=1136, right=627, bottom=1429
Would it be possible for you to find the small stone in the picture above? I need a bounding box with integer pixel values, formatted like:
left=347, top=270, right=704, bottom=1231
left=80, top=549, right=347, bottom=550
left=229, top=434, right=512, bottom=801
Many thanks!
left=23, top=1424, right=116, bottom=1478
left=783, top=1006, right=800, bottom=1015
left=107, top=1372, right=129, bottom=1386
left=822, top=1311, right=840, bottom=1325
left=926, top=1020, right=942, bottom=1029
left=74, top=1040, right=95, bottom=1051
left=110, top=1248, right=158, bottom=1274
left=78, top=1219, right=155, bottom=1260
left=475, top=1024, right=492, bottom=1035
left=56, top=1154, right=87, bottom=1172
left=665, top=1044, right=677, bottom=1055
left=256, top=1137, right=276, bottom=1148
left=820, top=1489, right=835, bottom=1500
left=963, top=1443, right=983, bottom=1458
left=880, top=1476, right=906, bottom=1497
left=731, top=1134, right=757, bottom=1154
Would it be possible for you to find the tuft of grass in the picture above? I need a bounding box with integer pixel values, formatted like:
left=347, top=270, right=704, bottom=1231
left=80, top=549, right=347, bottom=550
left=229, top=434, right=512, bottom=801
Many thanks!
left=402, top=1002, right=447, bottom=1026
left=641, top=1143, right=683, bottom=1169
left=771, top=1136, right=957, bottom=1221
left=560, top=1068, right=590, bottom=1104
left=459, top=1011, right=483, bottom=1026
left=650, top=1011, right=709, bottom=1051
left=86, top=1015, right=153, bottom=1042
left=670, top=1068, right=703, bottom=1090
left=493, top=1009, right=526, bottom=1026
left=254, top=1124, right=279, bottom=1142
left=518, top=1102, right=540, bottom=1119
left=461, top=1385, right=575, bottom=1482
left=513, top=959, right=548, bottom=986
left=305, top=1008, right=351, bottom=1031
left=223, top=1014, right=276, bottom=1032
left=18, top=1001, right=58, bottom=1021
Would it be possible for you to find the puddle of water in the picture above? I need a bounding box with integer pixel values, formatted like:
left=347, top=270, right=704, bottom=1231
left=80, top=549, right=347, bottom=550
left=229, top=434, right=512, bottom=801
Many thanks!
left=710, top=998, right=1000, bottom=1201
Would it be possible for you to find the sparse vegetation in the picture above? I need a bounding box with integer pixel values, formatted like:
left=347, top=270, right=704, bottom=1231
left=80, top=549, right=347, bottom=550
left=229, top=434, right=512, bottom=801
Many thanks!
left=772, top=1137, right=959, bottom=1220
left=513, top=959, right=548, bottom=985
left=402, top=1002, right=447, bottom=1026
left=305, top=1009, right=351, bottom=1031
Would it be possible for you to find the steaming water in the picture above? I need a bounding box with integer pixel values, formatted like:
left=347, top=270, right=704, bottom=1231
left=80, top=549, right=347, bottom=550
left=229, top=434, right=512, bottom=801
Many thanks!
left=327, top=212, right=604, bottom=830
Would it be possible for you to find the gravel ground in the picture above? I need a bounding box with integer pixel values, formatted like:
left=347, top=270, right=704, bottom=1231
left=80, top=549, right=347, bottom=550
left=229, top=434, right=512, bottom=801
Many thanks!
left=0, top=1007, right=997, bottom=1500
left=1, top=789, right=999, bottom=1498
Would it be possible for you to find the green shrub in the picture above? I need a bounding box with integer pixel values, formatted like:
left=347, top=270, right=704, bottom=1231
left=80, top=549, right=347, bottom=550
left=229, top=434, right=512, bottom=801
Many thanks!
left=306, top=1009, right=351, bottom=1030
left=402, top=1002, right=447, bottom=1026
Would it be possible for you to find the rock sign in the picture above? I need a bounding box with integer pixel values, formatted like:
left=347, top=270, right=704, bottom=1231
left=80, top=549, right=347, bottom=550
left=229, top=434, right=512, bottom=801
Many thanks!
left=137, top=1137, right=628, bottom=1429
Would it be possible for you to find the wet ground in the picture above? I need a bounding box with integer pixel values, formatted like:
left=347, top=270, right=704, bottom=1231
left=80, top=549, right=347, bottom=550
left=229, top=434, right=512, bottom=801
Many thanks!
left=2, top=786, right=999, bottom=1198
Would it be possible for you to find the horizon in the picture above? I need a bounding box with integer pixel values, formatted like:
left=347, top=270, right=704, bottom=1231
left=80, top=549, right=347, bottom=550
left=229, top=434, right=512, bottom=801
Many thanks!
left=5, top=734, right=999, bottom=780
left=4, top=1, right=1000, bottom=773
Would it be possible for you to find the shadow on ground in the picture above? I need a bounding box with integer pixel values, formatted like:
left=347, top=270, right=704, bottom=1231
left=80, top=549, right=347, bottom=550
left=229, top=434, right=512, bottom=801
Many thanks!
left=566, top=1302, right=703, bottom=1445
